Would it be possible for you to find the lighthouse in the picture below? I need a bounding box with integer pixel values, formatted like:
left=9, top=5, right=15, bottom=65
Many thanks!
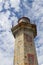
left=11, top=17, right=38, bottom=65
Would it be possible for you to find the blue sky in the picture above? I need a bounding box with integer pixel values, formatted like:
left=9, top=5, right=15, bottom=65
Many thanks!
left=0, top=0, right=43, bottom=65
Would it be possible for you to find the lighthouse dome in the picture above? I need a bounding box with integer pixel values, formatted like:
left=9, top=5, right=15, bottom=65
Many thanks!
left=18, top=17, right=30, bottom=23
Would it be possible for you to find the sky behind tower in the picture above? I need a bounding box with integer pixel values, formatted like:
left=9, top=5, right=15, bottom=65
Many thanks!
left=0, top=0, right=43, bottom=65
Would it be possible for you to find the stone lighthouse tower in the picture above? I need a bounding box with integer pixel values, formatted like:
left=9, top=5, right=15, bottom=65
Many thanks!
left=11, top=17, right=38, bottom=65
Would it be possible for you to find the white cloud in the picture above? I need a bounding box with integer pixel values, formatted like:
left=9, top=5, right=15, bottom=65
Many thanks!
left=32, top=1, right=43, bottom=65
left=4, top=1, right=10, bottom=9
left=0, top=0, right=2, bottom=3
left=0, top=2, right=15, bottom=65
left=0, top=52, right=13, bottom=65
left=0, top=3, right=3, bottom=11
left=10, top=0, right=20, bottom=12
left=41, top=64, right=43, bottom=65
left=32, top=0, right=43, bottom=20
left=10, top=16, right=18, bottom=26
left=0, top=30, right=14, bottom=65
left=0, top=10, right=15, bottom=31
left=38, top=55, right=43, bottom=65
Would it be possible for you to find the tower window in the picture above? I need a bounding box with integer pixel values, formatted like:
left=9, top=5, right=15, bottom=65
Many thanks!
left=25, top=56, right=27, bottom=58
left=25, top=63, right=27, bottom=65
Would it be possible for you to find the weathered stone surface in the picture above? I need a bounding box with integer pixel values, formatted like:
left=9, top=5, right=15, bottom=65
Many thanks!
left=11, top=17, right=38, bottom=65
